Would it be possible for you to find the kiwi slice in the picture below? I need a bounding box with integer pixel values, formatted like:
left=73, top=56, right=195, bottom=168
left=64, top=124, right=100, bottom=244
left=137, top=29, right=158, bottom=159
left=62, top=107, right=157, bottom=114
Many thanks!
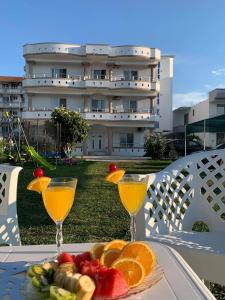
left=50, top=285, right=76, bottom=300
left=28, top=265, right=45, bottom=277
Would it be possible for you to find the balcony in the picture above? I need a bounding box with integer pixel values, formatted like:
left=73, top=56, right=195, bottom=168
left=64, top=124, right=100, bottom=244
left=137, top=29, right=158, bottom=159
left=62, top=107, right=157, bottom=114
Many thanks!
left=0, top=87, right=23, bottom=94
left=23, top=75, right=160, bottom=92
left=22, top=108, right=159, bottom=122
left=23, top=43, right=160, bottom=61
left=0, top=101, right=25, bottom=108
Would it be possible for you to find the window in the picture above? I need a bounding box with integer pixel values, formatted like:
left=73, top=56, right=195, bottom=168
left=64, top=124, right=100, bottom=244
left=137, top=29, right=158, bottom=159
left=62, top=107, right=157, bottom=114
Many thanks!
left=3, top=96, right=9, bottom=103
left=59, top=98, right=67, bottom=108
left=217, top=104, right=225, bottom=115
left=93, top=70, right=106, bottom=80
left=2, top=83, right=9, bottom=89
left=10, top=96, right=18, bottom=101
left=184, top=113, right=189, bottom=125
left=157, top=93, right=160, bottom=105
left=11, top=83, right=19, bottom=89
left=52, top=68, right=67, bottom=78
left=217, top=133, right=225, bottom=145
left=129, top=100, right=137, bottom=112
left=123, top=70, right=138, bottom=81
left=157, top=63, right=160, bottom=80
left=92, top=99, right=105, bottom=112
left=120, top=133, right=134, bottom=148
left=192, top=109, right=195, bottom=116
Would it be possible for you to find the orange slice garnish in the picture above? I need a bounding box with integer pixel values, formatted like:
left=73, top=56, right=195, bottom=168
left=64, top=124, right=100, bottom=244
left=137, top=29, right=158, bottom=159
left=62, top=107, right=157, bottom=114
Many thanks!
left=27, top=177, right=51, bottom=193
left=100, top=249, right=121, bottom=267
left=104, top=239, right=127, bottom=252
left=112, top=257, right=145, bottom=287
left=91, top=243, right=105, bottom=259
left=120, top=241, right=156, bottom=276
left=105, top=170, right=125, bottom=184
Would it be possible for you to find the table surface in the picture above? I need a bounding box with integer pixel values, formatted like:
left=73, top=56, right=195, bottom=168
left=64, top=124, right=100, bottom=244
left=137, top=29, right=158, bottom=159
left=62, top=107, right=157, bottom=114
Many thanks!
left=0, top=242, right=216, bottom=300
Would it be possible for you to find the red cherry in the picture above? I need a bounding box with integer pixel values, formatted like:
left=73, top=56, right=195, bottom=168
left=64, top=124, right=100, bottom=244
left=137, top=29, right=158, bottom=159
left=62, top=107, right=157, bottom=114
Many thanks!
left=109, top=163, right=118, bottom=173
left=57, top=252, right=74, bottom=265
left=33, top=167, right=44, bottom=178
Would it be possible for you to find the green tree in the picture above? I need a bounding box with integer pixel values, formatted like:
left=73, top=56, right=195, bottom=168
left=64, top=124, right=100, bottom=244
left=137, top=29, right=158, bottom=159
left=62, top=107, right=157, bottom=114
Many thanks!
left=51, top=107, right=89, bottom=155
left=144, top=133, right=166, bottom=159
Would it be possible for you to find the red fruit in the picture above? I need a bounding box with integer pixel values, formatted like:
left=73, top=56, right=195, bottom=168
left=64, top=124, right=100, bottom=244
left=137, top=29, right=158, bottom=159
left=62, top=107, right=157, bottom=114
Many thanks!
left=80, top=259, right=107, bottom=278
left=33, top=167, right=44, bottom=178
left=94, top=268, right=129, bottom=299
left=74, top=251, right=92, bottom=270
left=57, top=252, right=74, bottom=265
left=109, top=163, right=118, bottom=173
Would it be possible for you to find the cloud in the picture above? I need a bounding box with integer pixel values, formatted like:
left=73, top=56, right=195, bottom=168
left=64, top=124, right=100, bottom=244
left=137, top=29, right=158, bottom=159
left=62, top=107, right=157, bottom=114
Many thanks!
left=173, top=92, right=207, bottom=109
left=211, top=68, right=225, bottom=76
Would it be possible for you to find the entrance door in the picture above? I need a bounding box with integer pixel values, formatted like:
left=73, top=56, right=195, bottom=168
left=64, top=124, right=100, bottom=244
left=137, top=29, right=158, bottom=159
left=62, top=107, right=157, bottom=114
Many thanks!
left=91, top=135, right=103, bottom=151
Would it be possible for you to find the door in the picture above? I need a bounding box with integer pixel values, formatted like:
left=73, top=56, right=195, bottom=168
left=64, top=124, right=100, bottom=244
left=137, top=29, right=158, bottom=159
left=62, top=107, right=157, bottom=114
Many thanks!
left=91, top=135, right=103, bottom=151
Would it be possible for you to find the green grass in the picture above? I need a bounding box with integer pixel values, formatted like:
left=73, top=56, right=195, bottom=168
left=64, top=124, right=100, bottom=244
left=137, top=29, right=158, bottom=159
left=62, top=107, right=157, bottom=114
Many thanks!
left=17, top=160, right=170, bottom=245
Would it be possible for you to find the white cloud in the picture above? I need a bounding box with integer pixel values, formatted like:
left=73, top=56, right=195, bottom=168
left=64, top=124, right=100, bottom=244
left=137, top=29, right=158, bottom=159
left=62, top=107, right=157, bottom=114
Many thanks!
left=173, top=92, right=207, bottom=109
left=211, top=68, right=225, bottom=76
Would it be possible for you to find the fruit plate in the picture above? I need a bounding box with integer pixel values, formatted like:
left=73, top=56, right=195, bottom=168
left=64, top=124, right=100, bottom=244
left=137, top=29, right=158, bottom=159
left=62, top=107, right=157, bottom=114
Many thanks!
left=21, top=264, right=164, bottom=299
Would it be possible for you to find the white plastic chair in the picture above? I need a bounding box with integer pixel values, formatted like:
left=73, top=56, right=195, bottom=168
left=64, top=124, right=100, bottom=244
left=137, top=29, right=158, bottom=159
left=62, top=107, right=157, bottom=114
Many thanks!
left=0, top=164, right=22, bottom=246
left=136, top=149, right=225, bottom=285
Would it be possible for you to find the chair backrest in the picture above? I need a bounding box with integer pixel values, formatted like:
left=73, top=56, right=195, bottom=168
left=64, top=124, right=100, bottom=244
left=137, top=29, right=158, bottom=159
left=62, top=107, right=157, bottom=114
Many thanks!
left=0, top=164, right=22, bottom=245
left=136, top=150, right=225, bottom=239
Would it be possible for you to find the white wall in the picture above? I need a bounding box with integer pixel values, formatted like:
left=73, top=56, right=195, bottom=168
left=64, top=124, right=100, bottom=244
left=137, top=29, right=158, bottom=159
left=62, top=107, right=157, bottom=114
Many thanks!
left=32, top=63, right=83, bottom=77
left=159, top=56, right=173, bottom=132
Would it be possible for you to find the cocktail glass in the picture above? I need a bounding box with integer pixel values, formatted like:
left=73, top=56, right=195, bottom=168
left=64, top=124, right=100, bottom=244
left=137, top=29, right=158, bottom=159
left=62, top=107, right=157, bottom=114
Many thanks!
left=42, top=177, right=77, bottom=255
left=118, top=174, right=148, bottom=242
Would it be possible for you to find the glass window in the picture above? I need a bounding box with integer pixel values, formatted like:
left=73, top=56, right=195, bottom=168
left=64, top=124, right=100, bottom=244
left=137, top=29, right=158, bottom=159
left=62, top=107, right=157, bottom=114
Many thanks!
left=157, top=93, right=160, bottom=105
left=124, top=70, right=138, bottom=81
left=92, top=99, right=105, bottom=112
left=93, top=70, right=106, bottom=79
left=217, top=104, right=225, bottom=115
left=2, top=83, right=9, bottom=88
left=120, top=133, right=134, bottom=148
left=59, top=98, right=67, bottom=108
left=217, top=132, right=225, bottom=145
left=129, top=100, right=137, bottom=112
left=157, top=63, right=160, bottom=80
left=192, top=109, right=195, bottom=116
left=52, top=68, right=67, bottom=78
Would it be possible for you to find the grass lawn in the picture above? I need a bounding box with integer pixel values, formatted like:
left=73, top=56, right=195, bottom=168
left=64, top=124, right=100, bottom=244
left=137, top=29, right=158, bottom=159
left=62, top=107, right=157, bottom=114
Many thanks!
left=17, top=160, right=170, bottom=245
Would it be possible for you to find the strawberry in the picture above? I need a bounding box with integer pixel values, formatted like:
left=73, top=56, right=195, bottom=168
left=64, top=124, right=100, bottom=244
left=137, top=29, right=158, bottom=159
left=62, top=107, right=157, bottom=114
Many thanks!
left=94, top=268, right=128, bottom=299
left=80, top=259, right=107, bottom=278
left=57, top=252, right=74, bottom=265
left=74, top=251, right=92, bottom=270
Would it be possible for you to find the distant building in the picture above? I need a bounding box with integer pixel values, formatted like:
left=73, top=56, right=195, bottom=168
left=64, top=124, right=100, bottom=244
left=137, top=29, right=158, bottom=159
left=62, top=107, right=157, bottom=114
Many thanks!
left=22, top=43, right=174, bottom=156
left=173, top=88, right=225, bottom=147
left=0, top=76, right=24, bottom=137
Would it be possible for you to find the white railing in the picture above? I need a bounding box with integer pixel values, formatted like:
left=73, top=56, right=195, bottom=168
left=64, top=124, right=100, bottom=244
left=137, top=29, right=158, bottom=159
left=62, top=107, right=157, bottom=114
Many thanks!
left=111, top=75, right=151, bottom=82
left=29, top=73, right=82, bottom=80
left=23, top=44, right=161, bottom=60
left=23, top=78, right=160, bottom=91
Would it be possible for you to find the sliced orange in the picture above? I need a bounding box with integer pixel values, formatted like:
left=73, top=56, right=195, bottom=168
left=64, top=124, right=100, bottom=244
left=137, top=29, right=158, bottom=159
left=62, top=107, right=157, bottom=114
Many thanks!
left=104, top=239, right=127, bottom=252
left=120, top=241, right=156, bottom=276
left=100, top=249, right=121, bottom=267
left=27, top=177, right=51, bottom=193
left=91, top=243, right=105, bottom=259
left=112, top=257, right=145, bottom=288
left=105, top=170, right=125, bottom=184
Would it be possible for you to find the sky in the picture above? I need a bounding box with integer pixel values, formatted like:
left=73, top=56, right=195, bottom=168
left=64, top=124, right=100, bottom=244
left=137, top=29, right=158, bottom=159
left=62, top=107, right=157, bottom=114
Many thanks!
left=1, top=0, right=225, bottom=108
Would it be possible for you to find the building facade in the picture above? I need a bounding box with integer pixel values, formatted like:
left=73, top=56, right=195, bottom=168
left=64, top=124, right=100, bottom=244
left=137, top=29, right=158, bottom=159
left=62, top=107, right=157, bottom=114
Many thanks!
left=22, top=43, right=174, bottom=156
left=0, top=76, right=24, bottom=137
left=173, top=88, right=225, bottom=148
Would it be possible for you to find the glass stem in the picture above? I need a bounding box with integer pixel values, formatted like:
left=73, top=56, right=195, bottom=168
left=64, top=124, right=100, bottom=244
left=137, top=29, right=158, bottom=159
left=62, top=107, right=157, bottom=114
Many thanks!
left=56, top=221, right=63, bottom=255
left=130, top=214, right=136, bottom=242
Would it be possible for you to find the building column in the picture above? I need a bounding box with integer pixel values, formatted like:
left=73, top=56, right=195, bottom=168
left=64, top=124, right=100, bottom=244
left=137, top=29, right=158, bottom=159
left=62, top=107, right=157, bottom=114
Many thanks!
left=107, top=127, right=113, bottom=155
left=108, top=96, right=113, bottom=113
left=28, top=95, right=32, bottom=111
left=82, top=62, right=90, bottom=80
left=149, top=96, right=155, bottom=114
left=27, top=61, right=34, bottom=78
left=84, top=95, right=88, bottom=112
left=149, top=65, right=157, bottom=82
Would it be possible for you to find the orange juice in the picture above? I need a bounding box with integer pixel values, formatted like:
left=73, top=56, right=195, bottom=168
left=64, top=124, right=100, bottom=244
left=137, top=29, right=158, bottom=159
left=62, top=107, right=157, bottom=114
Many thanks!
left=118, top=182, right=147, bottom=215
left=42, top=186, right=75, bottom=223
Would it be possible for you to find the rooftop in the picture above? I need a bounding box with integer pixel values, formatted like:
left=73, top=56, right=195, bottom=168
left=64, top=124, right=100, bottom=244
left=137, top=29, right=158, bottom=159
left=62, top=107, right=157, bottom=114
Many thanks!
left=0, top=76, right=23, bottom=83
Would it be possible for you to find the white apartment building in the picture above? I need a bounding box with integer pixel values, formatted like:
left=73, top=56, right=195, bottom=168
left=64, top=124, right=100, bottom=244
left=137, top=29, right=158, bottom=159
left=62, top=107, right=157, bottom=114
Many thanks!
left=0, top=76, right=25, bottom=137
left=22, top=43, right=174, bottom=156
left=173, top=88, right=225, bottom=148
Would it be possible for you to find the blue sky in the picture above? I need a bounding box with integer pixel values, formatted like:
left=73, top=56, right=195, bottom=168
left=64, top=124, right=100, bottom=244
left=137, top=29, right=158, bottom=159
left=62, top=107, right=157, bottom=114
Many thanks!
left=1, top=0, right=225, bottom=108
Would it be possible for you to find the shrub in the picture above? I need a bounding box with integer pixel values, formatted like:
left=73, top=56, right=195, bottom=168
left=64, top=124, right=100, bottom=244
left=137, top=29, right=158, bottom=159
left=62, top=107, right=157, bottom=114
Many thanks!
left=144, top=134, right=166, bottom=159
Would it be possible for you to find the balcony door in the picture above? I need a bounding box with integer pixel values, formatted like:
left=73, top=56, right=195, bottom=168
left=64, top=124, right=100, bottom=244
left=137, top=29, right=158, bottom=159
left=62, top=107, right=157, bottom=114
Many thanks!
left=124, top=70, right=138, bottom=81
left=92, top=99, right=105, bottom=112
left=52, top=68, right=67, bottom=78
left=93, top=69, right=106, bottom=80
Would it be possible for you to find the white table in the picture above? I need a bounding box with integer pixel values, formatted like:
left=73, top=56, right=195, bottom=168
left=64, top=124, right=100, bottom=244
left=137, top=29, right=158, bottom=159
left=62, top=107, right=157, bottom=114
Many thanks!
left=0, top=242, right=216, bottom=300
